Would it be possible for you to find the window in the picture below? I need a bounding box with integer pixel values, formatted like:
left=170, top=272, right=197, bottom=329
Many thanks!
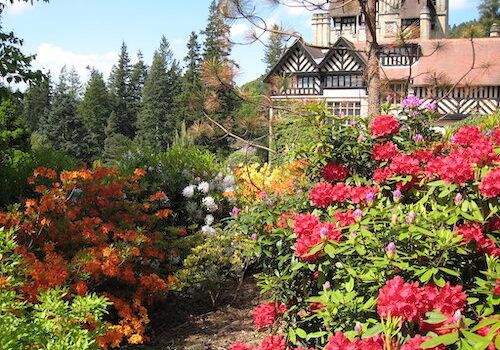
left=327, top=101, right=361, bottom=116
left=324, top=74, right=364, bottom=88
left=340, top=16, right=356, bottom=31
left=380, top=44, right=420, bottom=66
left=296, top=76, right=314, bottom=89
left=402, top=18, right=419, bottom=30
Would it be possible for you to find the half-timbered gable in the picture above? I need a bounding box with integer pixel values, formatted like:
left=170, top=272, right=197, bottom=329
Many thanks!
left=264, top=40, right=322, bottom=96
left=319, top=38, right=364, bottom=73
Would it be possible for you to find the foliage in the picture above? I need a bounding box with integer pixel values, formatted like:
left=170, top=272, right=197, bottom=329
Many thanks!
left=227, top=101, right=499, bottom=350
left=0, top=97, right=30, bottom=165
left=225, top=149, right=262, bottom=170
left=0, top=167, right=176, bottom=347
left=263, top=24, right=288, bottom=71
left=21, top=76, right=51, bottom=132
left=0, top=227, right=110, bottom=350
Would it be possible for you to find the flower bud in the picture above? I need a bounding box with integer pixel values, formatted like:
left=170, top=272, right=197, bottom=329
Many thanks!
left=357, top=135, right=366, bottom=142
left=354, top=322, right=362, bottom=333
left=452, top=310, right=462, bottom=324
left=319, top=227, right=328, bottom=238
left=454, top=193, right=463, bottom=205
left=323, top=281, right=331, bottom=289
left=406, top=211, right=416, bottom=224
left=413, top=134, right=424, bottom=143
left=251, top=233, right=258, bottom=240
left=391, top=214, right=398, bottom=225
left=393, top=189, right=402, bottom=203
left=353, top=209, right=363, bottom=222
left=386, top=242, right=396, bottom=259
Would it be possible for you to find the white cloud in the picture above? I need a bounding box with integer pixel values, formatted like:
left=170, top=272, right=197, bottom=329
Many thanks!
left=0, top=0, right=33, bottom=15
left=449, top=0, right=478, bottom=10
left=33, top=43, right=118, bottom=83
left=230, top=22, right=250, bottom=39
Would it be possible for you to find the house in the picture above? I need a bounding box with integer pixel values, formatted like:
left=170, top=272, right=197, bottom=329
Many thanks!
left=263, top=0, right=500, bottom=119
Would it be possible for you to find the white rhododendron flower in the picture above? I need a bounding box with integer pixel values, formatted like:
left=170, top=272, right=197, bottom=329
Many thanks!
left=201, top=225, right=216, bottom=235
left=182, top=185, right=196, bottom=198
left=205, top=214, right=214, bottom=225
left=198, top=181, right=210, bottom=193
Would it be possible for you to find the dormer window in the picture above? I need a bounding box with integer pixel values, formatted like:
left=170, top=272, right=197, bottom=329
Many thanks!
left=340, top=16, right=356, bottom=31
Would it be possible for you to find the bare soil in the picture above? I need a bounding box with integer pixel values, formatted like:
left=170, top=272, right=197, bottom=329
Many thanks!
left=121, top=276, right=267, bottom=350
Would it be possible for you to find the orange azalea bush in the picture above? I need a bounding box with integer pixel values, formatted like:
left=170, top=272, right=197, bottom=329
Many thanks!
left=0, top=167, right=175, bottom=348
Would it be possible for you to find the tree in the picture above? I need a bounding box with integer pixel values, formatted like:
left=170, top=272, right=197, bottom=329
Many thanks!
left=203, top=0, right=232, bottom=62
left=263, top=24, right=287, bottom=72
left=478, top=0, right=499, bottom=34
left=42, top=68, right=95, bottom=161
left=0, top=97, right=30, bottom=165
left=180, top=31, right=204, bottom=125
left=21, top=75, right=51, bottom=132
left=77, top=68, right=111, bottom=153
left=135, top=37, right=182, bottom=149
left=108, top=42, right=134, bottom=138
left=129, top=51, right=148, bottom=123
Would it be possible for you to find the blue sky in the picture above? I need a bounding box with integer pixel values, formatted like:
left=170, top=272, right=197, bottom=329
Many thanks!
left=1, top=0, right=481, bottom=86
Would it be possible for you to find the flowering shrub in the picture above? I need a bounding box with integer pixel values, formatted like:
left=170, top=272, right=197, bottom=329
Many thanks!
left=0, top=167, right=175, bottom=347
left=227, top=102, right=499, bottom=349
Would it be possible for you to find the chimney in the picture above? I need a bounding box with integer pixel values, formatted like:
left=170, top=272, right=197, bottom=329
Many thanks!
left=312, top=12, right=331, bottom=46
left=490, top=23, right=500, bottom=37
left=420, top=5, right=431, bottom=40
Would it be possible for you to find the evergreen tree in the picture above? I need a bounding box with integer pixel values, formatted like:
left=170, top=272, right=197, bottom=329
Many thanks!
left=21, top=75, right=51, bottom=132
left=42, top=68, right=95, bottom=161
left=77, top=69, right=111, bottom=153
left=67, top=66, right=82, bottom=100
left=108, top=42, right=135, bottom=138
left=135, top=37, right=182, bottom=149
left=180, top=31, right=204, bottom=125
left=0, top=97, right=30, bottom=164
left=263, top=24, right=287, bottom=71
left=202, top=0, right=232, bottom=62
left=478, top=0, right=499, bottom=34
left=129, top=51, right=148, bottom=122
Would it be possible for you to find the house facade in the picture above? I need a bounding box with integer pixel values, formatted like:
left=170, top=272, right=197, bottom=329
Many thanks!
left=263, top=0, right=500, bottom=119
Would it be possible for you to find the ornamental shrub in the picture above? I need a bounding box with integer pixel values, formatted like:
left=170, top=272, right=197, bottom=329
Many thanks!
left=227, top=102, right=499, bottom=349
left=0, top=167, right=175, bottom=347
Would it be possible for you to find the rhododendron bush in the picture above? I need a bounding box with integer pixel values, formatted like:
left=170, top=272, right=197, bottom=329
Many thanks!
left=0, top=167, right=176, bottom=348
left=227, top=102, right=499, bottom=350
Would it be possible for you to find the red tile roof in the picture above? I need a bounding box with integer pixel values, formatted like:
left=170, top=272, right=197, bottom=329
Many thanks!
left=372, top=37, right=500, bottom=87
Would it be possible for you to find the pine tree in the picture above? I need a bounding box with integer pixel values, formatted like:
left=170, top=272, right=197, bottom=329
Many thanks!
left=135, top=37, right=182, bottom=149
left=42, top=68, right=95, bottom=161
left=129, top=51, right=148, bottom=121
left=202, top=0, right=232, bottom=62
left=478, top=0, right=499, bottom=34
left=21, top=75, right=51, bottom=132
left=263, top=24, right=287, bottom=71
left=77, top=69, right=111, bottom=153
left=180, top=31, right=204, bottom=125
left=108, top=42, right=135, bottom=138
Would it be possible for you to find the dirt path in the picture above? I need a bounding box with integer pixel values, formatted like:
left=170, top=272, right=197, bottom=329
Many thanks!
left=122, top=277, right=266, bottom=350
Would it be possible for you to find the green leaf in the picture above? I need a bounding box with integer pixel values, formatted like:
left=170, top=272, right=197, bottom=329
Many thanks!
left=461, top=331, right=491, bottom=348
left=439, top=267, right=460, bottom=277
left=363, top=324, right=383, bottom=338
left=420, top=332, right=459, bottom=348
left=470, top=318, right=500, bottom=332
left=295, top=328, right=307, bottom=339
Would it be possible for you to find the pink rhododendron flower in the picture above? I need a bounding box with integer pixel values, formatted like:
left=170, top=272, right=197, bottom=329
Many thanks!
left=230, top=343, right=255, bottom=350
left=370, top=115, right=400, bottom=137
left=310, top=182, right=336, bottom=207
left=293, top=214, right=320, bottom=238
left=390, top=154, right=422, bottom=176
left=426, top=155, right=475, bottom=184
left=377, top=276, right=425, bottom=322
left=260, top=335, right=287, bottom=350
left=454, top=222, right=499, bottom=256
left=401, top=335, right=444, bottom=350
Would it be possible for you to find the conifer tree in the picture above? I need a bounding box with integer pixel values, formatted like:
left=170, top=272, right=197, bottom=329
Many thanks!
left=180, top=31, right=204, bottom=125
left=202, top=0, right=232, bottom=62
left=478, top=0, right=499, bottom=34
left=21, top=75, right=51, bottom=132
left=42, top=68, right=95, bottom=161
left=263, top=24, right=287, bottom=71
left=77, top=69, right=111, bottom=153
left=108, top=42, right=135, bottom=138
left=135, top=36, right=182, bottom=149
left=129, top=51, right=148, bottom=123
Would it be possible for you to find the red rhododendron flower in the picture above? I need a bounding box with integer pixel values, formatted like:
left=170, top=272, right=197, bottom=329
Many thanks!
left=390, top=154, right=422, bottom=176
left=477, top=316, right=500, bottom=350
left=372, top=142, right=399, bottom=161
left=325, top=332, right=384, bottom=350
left=455, top=222, right=499, bottom=256
left=452, top=126, right=486, bottom=146
left=370, top=115, right=400, bottom=137
left=294, top=221, right=342, bottom=262
left=310, top=182, right=336, bottom=207
left=479, top=167, right=500, bottom=198
left=401, top=335, right=444, bottom=350
left=377, top=276, right=425, bottom=322
left=426, top=156, right=474, bottom=184
left=322, top=162, right=349, bottom=182
left=293, top=214, right=320, bottom=238
left=253, top=302, right=277, bottom=329
left=349, top=186, right=379, bottom=204
left=412, top=149, right=435, bottom=163
left=372, top=167, right=395, bottom=183
left=334, top=210, right=356, bottom=227
left=492, top=127, right=500, bottom=146
left=260, top=335, right=287, bottom=350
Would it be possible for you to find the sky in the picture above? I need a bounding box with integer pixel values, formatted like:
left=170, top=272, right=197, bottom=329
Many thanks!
left=1, top=0, right=481, bottom=86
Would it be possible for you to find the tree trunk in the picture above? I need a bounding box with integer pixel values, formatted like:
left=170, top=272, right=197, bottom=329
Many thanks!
left=362, top=0, right=381, bottom=116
